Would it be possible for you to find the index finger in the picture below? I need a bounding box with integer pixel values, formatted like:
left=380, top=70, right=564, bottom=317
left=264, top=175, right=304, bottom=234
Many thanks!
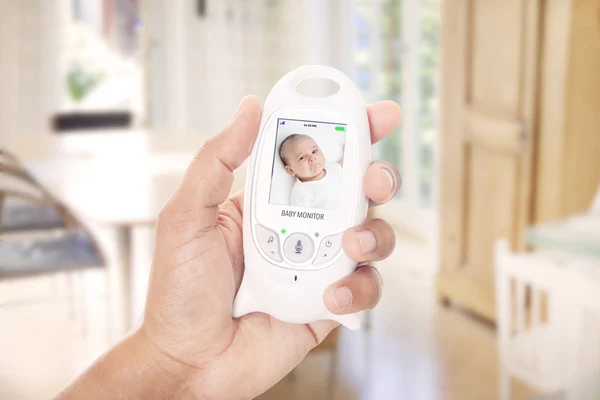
left=367, top=101, right=403, bottom=144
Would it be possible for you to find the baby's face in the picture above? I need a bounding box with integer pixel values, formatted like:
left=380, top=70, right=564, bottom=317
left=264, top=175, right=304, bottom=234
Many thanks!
left=283, top=136, right=326, bottom=180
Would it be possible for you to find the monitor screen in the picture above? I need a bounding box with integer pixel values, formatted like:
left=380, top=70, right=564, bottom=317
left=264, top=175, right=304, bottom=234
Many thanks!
left=268, top=118, right=347, bottom=210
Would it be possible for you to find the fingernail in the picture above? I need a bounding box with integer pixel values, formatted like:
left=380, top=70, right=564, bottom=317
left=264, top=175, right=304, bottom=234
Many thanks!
left=332, top=286, right=353, bottom=310
left=381, top=166, right=395, bottom=191
left=357, top=230, right=376, bottom=254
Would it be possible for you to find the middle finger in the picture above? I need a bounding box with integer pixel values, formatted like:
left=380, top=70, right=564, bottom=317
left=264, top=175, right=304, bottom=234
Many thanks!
left=364, top=160, right=402, bottom=206
left=342, top=218, right=396, bottom=264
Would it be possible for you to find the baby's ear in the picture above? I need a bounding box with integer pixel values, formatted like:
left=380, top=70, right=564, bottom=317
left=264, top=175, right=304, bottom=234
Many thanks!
left=284, top=165, right=296, bottom=176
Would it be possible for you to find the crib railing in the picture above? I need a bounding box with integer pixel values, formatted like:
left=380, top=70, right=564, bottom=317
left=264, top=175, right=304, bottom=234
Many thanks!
left=495, top=240, right=572, bottom=400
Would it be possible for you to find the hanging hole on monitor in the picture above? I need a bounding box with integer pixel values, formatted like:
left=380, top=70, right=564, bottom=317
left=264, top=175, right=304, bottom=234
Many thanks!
left=294, top=77, right=340, bottom=98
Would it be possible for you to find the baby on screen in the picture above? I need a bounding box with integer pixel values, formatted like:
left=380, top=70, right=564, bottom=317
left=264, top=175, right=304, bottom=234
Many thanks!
left=278, top=133, right=343, bottom=209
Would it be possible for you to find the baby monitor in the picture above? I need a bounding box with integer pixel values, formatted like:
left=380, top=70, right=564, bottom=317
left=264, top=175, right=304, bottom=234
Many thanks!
left=232, top=65, right=371, bottom=330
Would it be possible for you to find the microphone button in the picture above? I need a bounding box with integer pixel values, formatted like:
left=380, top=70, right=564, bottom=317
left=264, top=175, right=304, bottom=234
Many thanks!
left=284, top=233, right=314, bottom=264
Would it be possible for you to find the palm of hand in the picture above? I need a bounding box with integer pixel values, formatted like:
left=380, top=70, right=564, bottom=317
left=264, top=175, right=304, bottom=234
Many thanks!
left=142, top=191, right=334, bottom=399
left=139, top=95, right=401, bottom=399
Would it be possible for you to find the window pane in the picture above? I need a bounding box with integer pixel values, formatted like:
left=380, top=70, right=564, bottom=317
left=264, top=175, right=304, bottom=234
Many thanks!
left=353, top=3, right=376, bottom=96
left=353, top=1, right=404, bottom=182
left=417, top=0, right=441, bottom=208
left=352, top=0, right=441, bottom=204
left=377, top=0, right=403, bottom=188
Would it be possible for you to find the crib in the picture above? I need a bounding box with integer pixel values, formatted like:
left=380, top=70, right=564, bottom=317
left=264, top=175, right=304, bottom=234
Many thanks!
left=495, top=240, right=600, bottom=400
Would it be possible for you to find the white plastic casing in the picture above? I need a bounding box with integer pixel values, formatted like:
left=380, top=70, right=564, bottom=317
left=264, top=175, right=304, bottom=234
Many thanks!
left=232, top=65, right=371, bottom=330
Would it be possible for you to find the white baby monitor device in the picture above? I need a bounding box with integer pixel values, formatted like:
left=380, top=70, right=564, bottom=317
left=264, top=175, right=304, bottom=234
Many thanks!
left=232, top=65, right=371, bottom=330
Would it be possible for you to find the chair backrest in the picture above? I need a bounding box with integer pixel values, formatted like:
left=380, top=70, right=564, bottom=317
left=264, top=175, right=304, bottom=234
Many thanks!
left=0, top=150, right=78, bottom=234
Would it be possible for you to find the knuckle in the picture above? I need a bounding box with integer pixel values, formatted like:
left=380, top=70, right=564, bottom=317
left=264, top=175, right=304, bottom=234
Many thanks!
left=200, top=135, right=219, bottom=153
left=365, top=268, right=383, bottom=307
left=370, top=217, right=386, bottom=226
left=372, top=218, right=396, bottom=245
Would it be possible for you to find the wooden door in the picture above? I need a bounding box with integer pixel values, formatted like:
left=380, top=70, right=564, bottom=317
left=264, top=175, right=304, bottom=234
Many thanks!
left=436, top=0, right=541, bottom=322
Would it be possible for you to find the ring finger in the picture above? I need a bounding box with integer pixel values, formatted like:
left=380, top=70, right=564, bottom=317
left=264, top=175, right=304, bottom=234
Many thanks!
left=323, top=265, right=383, bottom=315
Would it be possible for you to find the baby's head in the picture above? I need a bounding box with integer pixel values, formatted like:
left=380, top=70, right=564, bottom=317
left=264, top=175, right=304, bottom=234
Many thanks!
left=279, top=134, right=326, bottom=182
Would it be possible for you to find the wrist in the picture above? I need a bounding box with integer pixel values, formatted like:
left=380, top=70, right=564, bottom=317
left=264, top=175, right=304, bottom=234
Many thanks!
left=56, top=328, right=196, bottom=399
left=125, top=328, right=196, bottom=398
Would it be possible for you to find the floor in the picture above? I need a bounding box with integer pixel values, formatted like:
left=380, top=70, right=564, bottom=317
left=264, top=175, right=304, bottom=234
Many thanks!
left=258, top=242, right=536, bottom=400
left=0, top=228, right=536, bottom=400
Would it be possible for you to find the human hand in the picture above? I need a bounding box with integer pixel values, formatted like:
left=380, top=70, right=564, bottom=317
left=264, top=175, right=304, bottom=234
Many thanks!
left=56, top=95, right=402, bottom=400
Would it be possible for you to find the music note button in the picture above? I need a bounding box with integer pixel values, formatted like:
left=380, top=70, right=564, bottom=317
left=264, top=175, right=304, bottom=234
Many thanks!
left=255, top=224, right=282, bottom=262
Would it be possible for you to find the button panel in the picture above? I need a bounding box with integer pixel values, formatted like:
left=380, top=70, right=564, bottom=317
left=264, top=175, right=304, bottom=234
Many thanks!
left=255, top=224, right=282, bottom=262
left=313, top=233, right=343, bottom=266
left=283, top=233, right=315, bottom=263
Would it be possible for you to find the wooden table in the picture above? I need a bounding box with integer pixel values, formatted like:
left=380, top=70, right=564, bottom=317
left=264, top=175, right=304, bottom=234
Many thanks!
left=9, top=131, right=246, bottom=335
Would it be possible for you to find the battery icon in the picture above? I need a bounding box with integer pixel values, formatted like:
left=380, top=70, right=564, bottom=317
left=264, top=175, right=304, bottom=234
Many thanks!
left=335, top=126, right=345, bottom=131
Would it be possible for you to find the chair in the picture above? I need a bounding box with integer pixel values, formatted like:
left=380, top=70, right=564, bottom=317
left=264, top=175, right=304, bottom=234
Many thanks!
left=0, top=149, right=106, bottom=280
left=0, top=149, right=112, bottom=377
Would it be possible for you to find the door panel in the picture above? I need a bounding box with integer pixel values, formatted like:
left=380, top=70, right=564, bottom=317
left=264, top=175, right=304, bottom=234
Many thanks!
left=471, top=0, right=524, bottom=113
left=466, top=145, right=517, bottom=282
left=465, top=108, right=523, bottom=153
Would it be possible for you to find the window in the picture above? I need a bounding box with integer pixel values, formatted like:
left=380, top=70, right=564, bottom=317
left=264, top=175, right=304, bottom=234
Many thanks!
left=418, top=0, right=441, bottom=209
left=351, top=0, right=441, bottom=213
left=59, top=0, right=144, bottom=126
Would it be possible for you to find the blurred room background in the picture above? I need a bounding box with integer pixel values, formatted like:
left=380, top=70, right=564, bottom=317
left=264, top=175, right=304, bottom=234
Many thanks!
left=0, top=0, right=599, bottom=399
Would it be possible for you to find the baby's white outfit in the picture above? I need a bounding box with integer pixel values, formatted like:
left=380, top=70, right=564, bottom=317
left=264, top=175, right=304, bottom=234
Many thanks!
left=289, top=163, right=342, bottom=209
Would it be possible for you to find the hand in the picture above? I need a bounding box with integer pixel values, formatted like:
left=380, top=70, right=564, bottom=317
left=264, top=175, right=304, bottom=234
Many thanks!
left=56, top=95, right=402, bottom=400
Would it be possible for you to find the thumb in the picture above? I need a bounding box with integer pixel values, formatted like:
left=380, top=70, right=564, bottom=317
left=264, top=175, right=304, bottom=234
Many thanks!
left=160, top=95, right=262, bottom=228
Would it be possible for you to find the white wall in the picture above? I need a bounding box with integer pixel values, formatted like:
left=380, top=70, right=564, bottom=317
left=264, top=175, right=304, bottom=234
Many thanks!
left=74, top=0, right=103, bottom=33
left=0, top=0, right=63, bottom=146
left=144, top=0, right=182, bottom=131
left=145, top=0, right=349, bottom=136
left=0, top=0, right=354, bottom=146
left=0, top=0, right=352, bottom=146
